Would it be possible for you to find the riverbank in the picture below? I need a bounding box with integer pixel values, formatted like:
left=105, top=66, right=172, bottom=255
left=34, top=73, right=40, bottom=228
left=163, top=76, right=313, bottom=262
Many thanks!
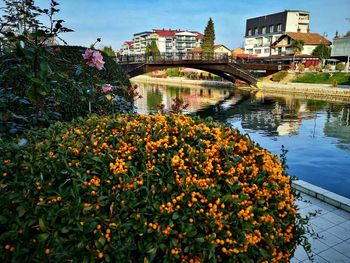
left=131, top=75, right=233, bottom=87
left=245, top=81, right=350, bottom=103
left=132, top=75, right=350, bottom=103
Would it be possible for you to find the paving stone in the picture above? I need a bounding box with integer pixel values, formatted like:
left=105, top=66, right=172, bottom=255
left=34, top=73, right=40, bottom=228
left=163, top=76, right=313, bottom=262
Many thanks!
left=320, top=211, right=348, bottom=225
left=329, top=208, right=350, bottom=221
left=291, top=257, right=301, bottom=263
left=299, top=204, right=324, bottom=218
left=318, top=230, right=343, bottom=247
left=302, top=255, right=329, bottom=263
left=293, top=245, right=310, bottom=261
left=318, top=248, right=350, bottom=263
left=308, top=237, right=330, bottom=254
left=338, top=220, right=350, bottom=231
left=315, top=201, right=337, bottom=213
left=310, top=216, right=336, bottom=231
left=326, top=225, right=350, bottom=241
left=333, top=240, right=350, bottom=258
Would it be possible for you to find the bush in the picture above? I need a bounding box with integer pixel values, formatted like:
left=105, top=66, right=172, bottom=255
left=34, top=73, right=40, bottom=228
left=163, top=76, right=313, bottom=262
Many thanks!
left=0, top=114, right=307, bottom=262
left=297, top=62, right=305, bottom=73
left=165, top=67, right=182, bottom=77
left=325, top=64, right=331, bottom=71
left=50, top=45, right=130, bottom=87
left=0, top=45, right=133, bottom=137
left=308, top=65, right=315, bottom=72
left=314, top=65, right=322, bottom=72
left=271, top=70, right=288, bottom=82
left=336, top=62, right=345, bottom=72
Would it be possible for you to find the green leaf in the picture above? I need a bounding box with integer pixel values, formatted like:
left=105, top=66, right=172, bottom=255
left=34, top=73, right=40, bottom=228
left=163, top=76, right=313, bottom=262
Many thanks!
left=195, top=237, right=205, bottom=243
left=95, top=236, right=106, bottom=250
left=39, top=218, right=48, bottom=232
left=17, top=206, right=26, bottom=217
left=37, top=233, right=50, bottom=243
left=84, top=221, right=98, bottom=234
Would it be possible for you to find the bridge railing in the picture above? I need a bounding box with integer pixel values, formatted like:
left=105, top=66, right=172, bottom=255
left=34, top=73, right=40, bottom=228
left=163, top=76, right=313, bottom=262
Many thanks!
left=118, top=52, right=231, bottom=64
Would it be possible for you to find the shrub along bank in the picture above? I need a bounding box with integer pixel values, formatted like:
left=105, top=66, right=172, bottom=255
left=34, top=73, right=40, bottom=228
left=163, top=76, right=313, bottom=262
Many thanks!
left=291, top=72, right=350, bottom=85
left=0, top=114, right=309, bottom=262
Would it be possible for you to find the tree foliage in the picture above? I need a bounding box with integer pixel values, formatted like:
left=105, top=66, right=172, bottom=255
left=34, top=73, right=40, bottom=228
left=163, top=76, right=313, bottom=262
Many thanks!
left=146, top=40, right=161, bottom=61
left=291, top=40, right=304, bottom=55
left=311, top=44, right=331, bottom=60
left=201, top=18, right=215, bottom=56
left=102, top=46, right=116, bottom=58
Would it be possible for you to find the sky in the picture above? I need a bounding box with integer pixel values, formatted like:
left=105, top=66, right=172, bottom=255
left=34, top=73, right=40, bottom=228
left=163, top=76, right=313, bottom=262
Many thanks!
left=3, top=0, right=350, bottom=50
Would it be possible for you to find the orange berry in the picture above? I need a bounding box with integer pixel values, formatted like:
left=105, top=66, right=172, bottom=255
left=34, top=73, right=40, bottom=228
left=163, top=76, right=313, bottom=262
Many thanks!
left=98, top=252, right=104, bottom=258
left=44, top=248, right=50, bottom=254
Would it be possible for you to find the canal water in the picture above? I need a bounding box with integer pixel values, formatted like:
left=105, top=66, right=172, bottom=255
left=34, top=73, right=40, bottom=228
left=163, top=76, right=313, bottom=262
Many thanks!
left=132, top=81, right=350, bottom=198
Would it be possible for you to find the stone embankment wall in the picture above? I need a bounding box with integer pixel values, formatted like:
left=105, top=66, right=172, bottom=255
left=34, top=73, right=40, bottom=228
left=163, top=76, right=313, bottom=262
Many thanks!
left=131, top=75, right=233, bottom=87
left=258, top=82, right=350, bottom=103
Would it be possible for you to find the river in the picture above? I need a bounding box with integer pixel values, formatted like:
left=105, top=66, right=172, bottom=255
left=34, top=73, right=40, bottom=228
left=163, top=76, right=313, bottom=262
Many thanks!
left=132, top=80, right=350, bottom=198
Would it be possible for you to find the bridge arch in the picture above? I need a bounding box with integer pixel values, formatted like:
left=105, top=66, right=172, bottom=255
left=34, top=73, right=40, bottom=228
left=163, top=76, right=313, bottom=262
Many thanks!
left=119, top=54, right=259, bottom=86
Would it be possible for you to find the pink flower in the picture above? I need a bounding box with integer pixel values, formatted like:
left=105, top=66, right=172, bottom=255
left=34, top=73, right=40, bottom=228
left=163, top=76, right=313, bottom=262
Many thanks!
left=82, top=49, right=105, bottom=70
left=101, top=84, right=113, bottom=93
left=82, top=49, right=94, bottom=60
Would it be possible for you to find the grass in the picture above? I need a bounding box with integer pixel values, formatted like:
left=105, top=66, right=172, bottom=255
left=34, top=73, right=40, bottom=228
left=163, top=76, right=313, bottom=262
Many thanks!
left=291, top=72, right=350, bottom=85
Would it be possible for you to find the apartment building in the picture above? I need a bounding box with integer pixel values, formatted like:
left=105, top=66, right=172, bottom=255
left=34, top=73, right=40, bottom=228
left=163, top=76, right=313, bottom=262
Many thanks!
left=244, top=10, right=310, bottom=57
left=120, top=41, right=134, bottom=55
left=121, top=29, right=203, bottom=56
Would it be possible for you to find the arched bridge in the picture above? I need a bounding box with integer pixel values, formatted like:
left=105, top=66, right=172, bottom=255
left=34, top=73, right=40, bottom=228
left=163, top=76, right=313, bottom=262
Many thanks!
left=118, top=53, right=261, bottom=86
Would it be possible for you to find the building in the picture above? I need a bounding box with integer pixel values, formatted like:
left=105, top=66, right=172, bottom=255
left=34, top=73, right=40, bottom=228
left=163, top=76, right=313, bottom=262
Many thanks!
left=270, top=32, right=331, bottom=56
left=231, top=47, right=244, bottom=58
left=331, top=32, right=350, bottom=68
left=189, top=44, right=231, bottom=57
left=120, top=41, right=134, bottom=56
left=121, top=29, right=203, bottom=57
left=244, top=10, right=310, bottom=57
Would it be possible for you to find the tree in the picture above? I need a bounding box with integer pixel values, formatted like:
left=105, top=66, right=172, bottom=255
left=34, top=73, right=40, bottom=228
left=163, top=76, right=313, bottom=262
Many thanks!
left=102, top=46, right=116, bottom=58
left=201, top=18, right=215, bottom=58
left=291, top=40, right=304, bottom=55
left=312, top=44, right=331, bottom=60
left=146, top=40, right=161, bottom=61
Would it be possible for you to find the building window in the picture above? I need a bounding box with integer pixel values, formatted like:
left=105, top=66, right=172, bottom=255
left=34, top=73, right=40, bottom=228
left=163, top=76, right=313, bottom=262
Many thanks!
left=262, top=26, right=266, bottom=34
left=277, top=24, right=282, bottom=32
left=254, top=28, right=258, bottom=35
left=255, top=49, right=261, bottom=54
left=269, top=25, right=274, bottom=33
left=264, top=48, right=270, bottom=53
left=248, top=28, right=252, bottom=36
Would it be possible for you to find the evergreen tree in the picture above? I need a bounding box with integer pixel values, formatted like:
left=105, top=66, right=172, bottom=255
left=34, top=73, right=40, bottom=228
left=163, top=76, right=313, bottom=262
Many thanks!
left=145, top=40, right=161, bottom=61
left=150, top=40, right=161, bottom=61
left=201, top=18, right=215, bottom=59
left=312, top=44, right=331, bottom=60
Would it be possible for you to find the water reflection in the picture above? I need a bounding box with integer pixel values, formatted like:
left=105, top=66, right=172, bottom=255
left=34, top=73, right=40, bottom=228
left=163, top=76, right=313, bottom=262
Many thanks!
left=133, top=82, right=231, bottom=114
left=132, top=81, right=350, bottom=197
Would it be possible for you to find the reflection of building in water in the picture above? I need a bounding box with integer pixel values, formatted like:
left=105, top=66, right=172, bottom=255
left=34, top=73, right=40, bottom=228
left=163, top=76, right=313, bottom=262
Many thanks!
left=324, top=107, right=350, bottom=145
left=132, top=82, right=230, bottom=113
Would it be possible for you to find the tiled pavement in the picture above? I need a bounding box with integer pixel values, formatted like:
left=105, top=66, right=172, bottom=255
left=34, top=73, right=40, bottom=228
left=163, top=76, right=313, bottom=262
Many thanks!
left=292, top=192, right=350, bottom=263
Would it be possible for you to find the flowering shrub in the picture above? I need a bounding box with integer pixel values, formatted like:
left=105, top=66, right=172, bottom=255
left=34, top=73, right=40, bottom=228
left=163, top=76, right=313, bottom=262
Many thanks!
left=82, top=49, right=105, bottom=70
left=0, top=114, right=307, bottom=262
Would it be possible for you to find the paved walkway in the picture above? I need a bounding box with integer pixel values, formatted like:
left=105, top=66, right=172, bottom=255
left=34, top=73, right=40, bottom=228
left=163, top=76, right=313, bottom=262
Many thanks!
left=292, top=192, right=350, bottom=262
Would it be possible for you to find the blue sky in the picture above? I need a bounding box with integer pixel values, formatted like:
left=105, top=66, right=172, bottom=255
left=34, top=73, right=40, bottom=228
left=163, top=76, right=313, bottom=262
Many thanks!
left=4, top=0, right=350, bottom=50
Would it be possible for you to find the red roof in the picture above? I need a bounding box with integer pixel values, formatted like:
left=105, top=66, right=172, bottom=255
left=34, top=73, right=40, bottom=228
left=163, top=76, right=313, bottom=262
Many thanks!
left=152, top=29, right=203, bottom=38
left=126, top=41, right=133, bottom=46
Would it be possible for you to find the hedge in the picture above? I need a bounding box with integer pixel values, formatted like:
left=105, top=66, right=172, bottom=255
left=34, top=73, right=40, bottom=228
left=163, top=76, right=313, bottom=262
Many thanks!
left=0, top=114, right=306, bottom=262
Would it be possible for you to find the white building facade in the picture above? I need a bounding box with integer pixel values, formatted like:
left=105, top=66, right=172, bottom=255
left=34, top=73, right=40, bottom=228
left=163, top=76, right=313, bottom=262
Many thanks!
left=244, top=10, right=310, bottom=57
left=121, top=29, right=203, bottom=56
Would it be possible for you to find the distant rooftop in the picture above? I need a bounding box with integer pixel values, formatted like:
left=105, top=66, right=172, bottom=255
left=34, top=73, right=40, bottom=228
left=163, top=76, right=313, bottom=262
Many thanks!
left=247, top=10, right=309, bottom=21
left=133, top=31, right=152, bottom=37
